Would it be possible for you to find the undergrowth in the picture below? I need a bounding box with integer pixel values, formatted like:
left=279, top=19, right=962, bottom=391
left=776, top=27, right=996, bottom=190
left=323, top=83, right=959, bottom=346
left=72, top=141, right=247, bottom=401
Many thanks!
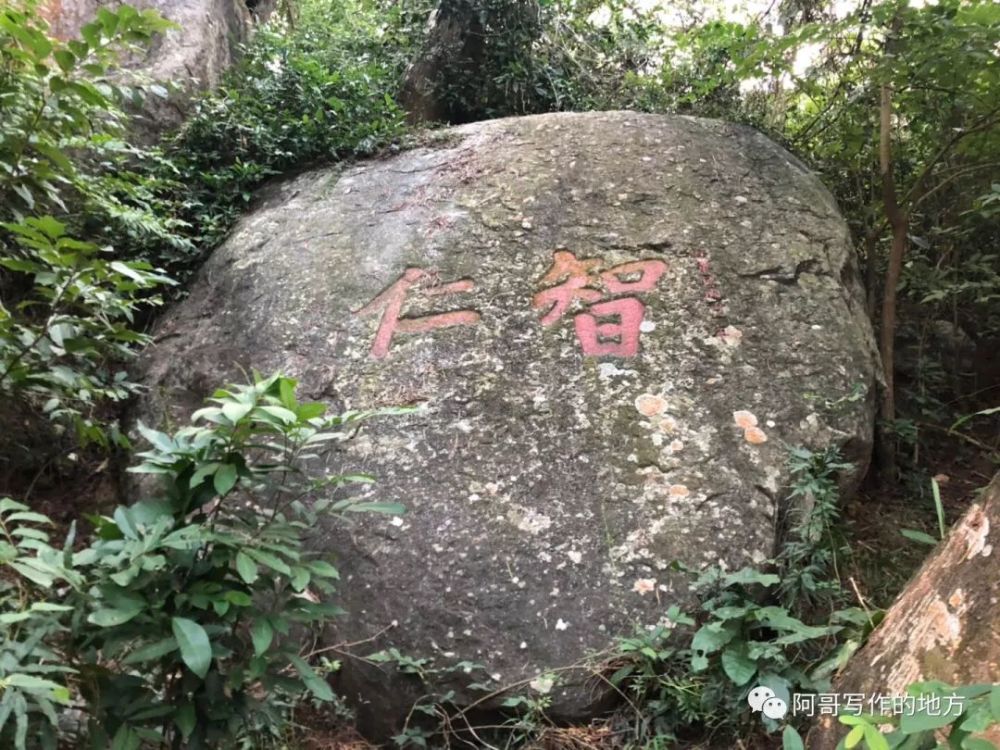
left=0, top=374, right=409, bottom=748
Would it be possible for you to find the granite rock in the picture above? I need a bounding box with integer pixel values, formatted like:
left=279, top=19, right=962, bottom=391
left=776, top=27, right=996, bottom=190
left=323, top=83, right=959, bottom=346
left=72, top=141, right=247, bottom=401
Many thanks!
left=135, top=111, right=880, bottom=736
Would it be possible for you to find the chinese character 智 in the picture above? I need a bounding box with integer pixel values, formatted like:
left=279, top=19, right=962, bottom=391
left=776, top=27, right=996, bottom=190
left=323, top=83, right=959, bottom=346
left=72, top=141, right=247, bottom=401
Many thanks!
left=355, top=268, right=480, bottom=358
left=532, top=250, right=603, bottom=325
left=533, top=250, right=667, bottom=357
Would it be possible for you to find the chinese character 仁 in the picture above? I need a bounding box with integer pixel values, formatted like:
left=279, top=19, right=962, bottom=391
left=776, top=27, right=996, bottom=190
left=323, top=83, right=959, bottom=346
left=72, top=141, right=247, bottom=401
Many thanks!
left=355, top=268, right=480, bottom=358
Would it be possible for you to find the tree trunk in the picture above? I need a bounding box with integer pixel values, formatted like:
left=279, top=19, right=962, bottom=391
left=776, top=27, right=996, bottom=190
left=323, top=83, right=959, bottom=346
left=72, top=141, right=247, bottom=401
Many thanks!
left=809, top=472, right=1000, bottom=748
left=877, top=81, right=908, bottom=478
left=399, top=0, right=486, bottom=125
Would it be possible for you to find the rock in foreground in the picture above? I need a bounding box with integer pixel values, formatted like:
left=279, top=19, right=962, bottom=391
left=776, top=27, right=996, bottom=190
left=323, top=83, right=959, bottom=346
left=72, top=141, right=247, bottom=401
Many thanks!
left=137, top=112, right=878, bottom=735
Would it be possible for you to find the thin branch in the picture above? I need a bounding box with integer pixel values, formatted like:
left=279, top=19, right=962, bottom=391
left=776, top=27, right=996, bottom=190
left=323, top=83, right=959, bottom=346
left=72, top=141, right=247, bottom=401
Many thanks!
left=793, top=0, right=874, bottom=144
left=911, top=161, right=1000, bottom=212
left=900, top=106, right=1000, bottom=208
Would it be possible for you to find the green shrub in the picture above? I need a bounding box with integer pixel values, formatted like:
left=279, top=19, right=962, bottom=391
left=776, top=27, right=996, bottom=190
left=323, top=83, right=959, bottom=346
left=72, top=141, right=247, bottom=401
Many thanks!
left=152, top=0, right=408, bottom=264
left=0, top=2, right=180, bottom=447
left=606, top=566, right=868, bottom=745
left=776, top=446, right=855, bottom=613
left=0, top=216, right=172, bottom=446
left=0, top=374, right=408, bottom=748
left=0, top=0, right=183, bottom=246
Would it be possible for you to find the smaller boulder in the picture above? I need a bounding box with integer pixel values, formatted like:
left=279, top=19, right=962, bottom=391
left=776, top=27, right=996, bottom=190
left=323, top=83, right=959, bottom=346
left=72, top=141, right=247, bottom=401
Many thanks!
left=39, top=0, right=255, bottom=135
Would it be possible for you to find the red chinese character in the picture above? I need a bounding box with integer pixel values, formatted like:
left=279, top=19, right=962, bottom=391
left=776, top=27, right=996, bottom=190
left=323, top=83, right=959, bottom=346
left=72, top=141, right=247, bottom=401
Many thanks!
left=531, top=250, right=603, bottom=325
left=574, top=297, right=646, bottom=357
left=533, top=251, right=667, bottom=357
left=601, top=259, right=667, bottom=294
left=355, top=268, right=480, bottom=358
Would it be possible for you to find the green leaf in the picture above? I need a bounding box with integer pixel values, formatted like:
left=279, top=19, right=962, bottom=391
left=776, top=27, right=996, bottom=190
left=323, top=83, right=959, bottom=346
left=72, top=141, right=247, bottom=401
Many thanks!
left=0, top=498, right=30, bottom=513
left=4, top=675, right=66, bottom=694
left=959, top=706, right=994, bottom=736
left=53, top=49, right=75, bottom=72
left=9, top=561, right=54, bottom=588
left=723, top=568, right=780, bottom=587
left=0, top=612, right=32, bottom=624
left=844, top=724, right=864, bottom=748
left=136, top=421, right=174, bottom=453
left=899, top=704, right=956, bottom=733
left=710, top=605, right=752, bottom=620
left=224, top=590, right=252, bottom=607
left=609, top=664, right=634, bottom=686
left=691, top=622, right=736, bottom=656
left=990, top=686, right=1000, bottom=720
left=962, top=739, right=999, bottom=750
left=189, top=462, right=220, bottom=488
left=279, top=378, right=297, bottom=410
left=235, top=551, right=258, bottom=583
left=900, top=529, right=938, bottom=546
left=720, top=643, right=757, bottom=685
left=288, top=654, right=334, bottom=701
left=30, top=216, right=66, bottom=241
left=297, top=403, right=326, bottom=420
left=174, top=703, right=196, bottom=739
left=307, top=560, right=340, bottom=580
left=6, top=511, right=53, bottom=525
left=122, top=637, right=177, bottom=665
left=754, top=607, right=832, bottom=638
left=246, top=548, right=291, bottom=576
left=344, top=502, right=406, bottom=515
left=88, top=605, right=143, bottom=627
left=11, top=527, right=49, bottom=541
left=110, top=723, right=140, bottom=750
left=221, top=401, right=253, bottom=423
left=213, top=464, right=238, bottom=495
left=171, top=617, right=212, bottom=679
left=259, top=405, right=298, bottom=424
left=250, top=618, right=273, bottom=656
left=951, top=406, right=1000, bottom=431
left=862, top=725, right=890, bottom=750
left=290, top=566, right=310, bottom=592
left=782, top=725, right=805, bottom=750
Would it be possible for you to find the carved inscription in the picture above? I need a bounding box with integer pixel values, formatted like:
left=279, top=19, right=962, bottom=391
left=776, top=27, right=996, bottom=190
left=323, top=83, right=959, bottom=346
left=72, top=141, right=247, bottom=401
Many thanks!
left=355, top=268, right=480, bottom=358
left=533, top=251, right=667, bottom=357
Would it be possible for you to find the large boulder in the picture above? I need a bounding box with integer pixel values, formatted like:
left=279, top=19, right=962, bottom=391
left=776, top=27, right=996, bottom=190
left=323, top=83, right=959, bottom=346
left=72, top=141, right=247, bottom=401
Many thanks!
left=136, top=112, right=879, bottom=735
left=39, top=0, right=253, bottom=134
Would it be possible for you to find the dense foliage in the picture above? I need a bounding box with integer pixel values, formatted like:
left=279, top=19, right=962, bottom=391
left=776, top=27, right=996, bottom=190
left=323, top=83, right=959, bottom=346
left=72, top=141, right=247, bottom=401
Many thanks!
left=0, top=3, right=178, bottom=447
left=1, top=374, right=406, bottom=748
left=148, top=0, right=409, bottom=261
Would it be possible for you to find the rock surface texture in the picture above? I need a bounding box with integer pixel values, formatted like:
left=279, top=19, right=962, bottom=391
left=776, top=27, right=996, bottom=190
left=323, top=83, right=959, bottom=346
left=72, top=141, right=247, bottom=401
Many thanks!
left=39, top=0, right=252, bottom=132
left=136, top=112, right=879, bottom=734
